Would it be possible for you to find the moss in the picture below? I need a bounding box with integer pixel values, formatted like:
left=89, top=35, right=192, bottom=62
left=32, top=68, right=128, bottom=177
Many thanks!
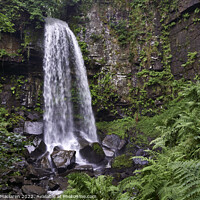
left=111, top=154, right=133, bottom=169
left=96, top=117, right=135, bottom=139
left=92, top=143, right=105, bottom=156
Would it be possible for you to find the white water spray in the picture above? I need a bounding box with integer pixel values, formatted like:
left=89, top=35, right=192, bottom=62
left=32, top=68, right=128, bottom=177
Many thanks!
left=43, top=18, right=98, bottom=164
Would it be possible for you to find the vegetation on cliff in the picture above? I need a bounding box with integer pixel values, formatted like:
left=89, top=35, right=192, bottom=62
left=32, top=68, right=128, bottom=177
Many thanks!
left=1, top=0, right=200, bottom=199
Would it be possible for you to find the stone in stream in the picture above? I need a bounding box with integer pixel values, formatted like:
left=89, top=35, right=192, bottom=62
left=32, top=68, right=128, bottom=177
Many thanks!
left=80, top=142, right=105, bottom=164
left=24, top=121, right=43, bottom=135
left=74, top=165, right=94, bottom=172
left=40, top=152, right=52, bottom=169
left=51, top=149, right=76, bottom=173
left=102, top=147, right=115, bottom=157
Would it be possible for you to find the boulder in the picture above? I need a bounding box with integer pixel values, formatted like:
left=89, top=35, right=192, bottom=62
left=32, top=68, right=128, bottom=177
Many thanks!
left=77, top=137, right=90, bottom=149
left=24, top=121, right=43, bottom=135
left=48, top=176, right=68, bottom=191
left=13, top=127, right=24, bottom=134
left=22, top=185, right=46, bottom=195
left=133, top=158, right=148, bottom=165
left=27, top=112, right=41, bottom=121
left=133, top=148, right=149, bottom=166
left=51, top=149, right=76, bottom=171
left=118, top=139, right=127, bottom=151
left=40, top=152, right=52, bottom=169
left=102, top=134, right=121, bottom=150
left=102, top=134, right=127, bottom=152
left=26, top=138, right=47, bottom=161
left=80, top=142, right=105, bottom=164
left=26, top=164, right=53, bottom=178
left=102, top=147, right=115, bottom=157
left=136, top=149, right=148, bottom=157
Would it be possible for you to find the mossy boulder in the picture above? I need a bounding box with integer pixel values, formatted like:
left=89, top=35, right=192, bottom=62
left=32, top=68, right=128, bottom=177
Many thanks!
left=80, top=142, right=105, bottom=164
left=111, top=154, right=133, bottom=170
left=92, top=142, right=105, bottom=157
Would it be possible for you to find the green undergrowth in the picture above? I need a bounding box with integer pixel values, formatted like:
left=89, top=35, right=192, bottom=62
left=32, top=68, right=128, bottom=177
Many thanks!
left=111, top=154, right=133, bottom=169
left=55, top=172, right=131, bottom=200
left=67, top=80, right=200, bottom=200
left=0, top=107, right=28, bottom=169
left=118, top=80, right=200, bottom=199
left=96, top=117, right=135, bottom=139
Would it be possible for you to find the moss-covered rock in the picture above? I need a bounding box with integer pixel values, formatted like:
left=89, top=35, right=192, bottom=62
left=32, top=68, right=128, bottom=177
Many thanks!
left=92, top=142, right=105, bottom=157
left=80, top=142, right=105, bottom=164
left=111, top=154, right=133, bottom=169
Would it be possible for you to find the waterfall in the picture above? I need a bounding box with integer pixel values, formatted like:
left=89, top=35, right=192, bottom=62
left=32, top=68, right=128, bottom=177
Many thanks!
left=43, top=18, right=98, bottom=164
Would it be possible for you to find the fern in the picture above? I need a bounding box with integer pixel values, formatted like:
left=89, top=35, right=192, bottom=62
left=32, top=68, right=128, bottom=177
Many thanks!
left=56, top=172, right=130, bottom=200
left=170, top=160, right=200, bottom=200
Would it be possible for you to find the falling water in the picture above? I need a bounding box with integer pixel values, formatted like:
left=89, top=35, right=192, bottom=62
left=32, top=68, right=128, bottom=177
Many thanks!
left=43, top=18, right=98, bottom=163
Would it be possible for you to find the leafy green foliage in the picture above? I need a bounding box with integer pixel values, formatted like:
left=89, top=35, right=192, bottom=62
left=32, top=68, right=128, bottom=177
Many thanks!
left=90, top=71, right=120, bottom=115
left=111, top=154, right=133, bottom=169
left=119, top=81, right=200, bottom=199
left=109, top=20, right=130, bottom=47
left=0, top=13, right=15, bottom=33
left=55, top=172, right=131, bottom=200
left=0, top=0, right=58, bottom=32
left=0, top=107, right=27, bottom=168
left=96, top=117, right=135, bottom=139
left=181, top=51, right=198, bottom=68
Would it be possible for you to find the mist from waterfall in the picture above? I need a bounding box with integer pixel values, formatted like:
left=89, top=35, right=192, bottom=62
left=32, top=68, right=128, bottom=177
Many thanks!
left=43, top=17, right=98, bottom=164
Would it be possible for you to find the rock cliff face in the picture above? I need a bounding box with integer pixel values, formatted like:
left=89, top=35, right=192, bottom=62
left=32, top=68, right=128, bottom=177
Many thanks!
left=0, top=0, right=199, bottom=121
left=0, top=31, right=43, bottom=128
left=79, top=2, right=132, bottom=97
left=169, top=0, right=200, bottom=79
left=72, top=0, right=200, bottom=117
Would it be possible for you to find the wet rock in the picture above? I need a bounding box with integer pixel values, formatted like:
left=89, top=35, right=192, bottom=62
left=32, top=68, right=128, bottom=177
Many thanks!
left=48, top=180, right=60, bottom=191
left=80, top=142, right=105, bottom=164
left=0, top=184, right=13, bottom=193
left=51, top=150, right=76, bottom=172
left=48, top=176, right=68, bottom=191
left=39, top=180, right=49, bottom=190
left=102, top=134, right=121, bottom=150
left=15, top=160, right=29, bottom=170
left=26, top=138, right=47, bottom=161
left=103, top=147, right=115, bottom=157
left=24, top=121, right=43, bottom=135
left=27, top=112, right=41, bottom=121
left=136, top=149, right=148, bottom=157
left=22, top=185, right=46, bottom=195
left=24, top=179, right=33, bottom=185
left=133, top=158, right=148, bottom=165
left=133, top=149, right=149, bottom=166
left=8, top=176, right=24, bottom=184
left=118, top=139, right=127, bottom=151
left=35, top=168, right=53, bottom=178
left=77, top=137, right=90, bottom=149
left=74, top=165, right=93, bottom=172
left=52, top=177, right=68, bottom=190
left=13, top=127, right=24, bottom=134
left=26, top=164, right=52, bottom=179
left=40, top=152, right=51, bottom=169
left=26, top=164, right=39, bottom=178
